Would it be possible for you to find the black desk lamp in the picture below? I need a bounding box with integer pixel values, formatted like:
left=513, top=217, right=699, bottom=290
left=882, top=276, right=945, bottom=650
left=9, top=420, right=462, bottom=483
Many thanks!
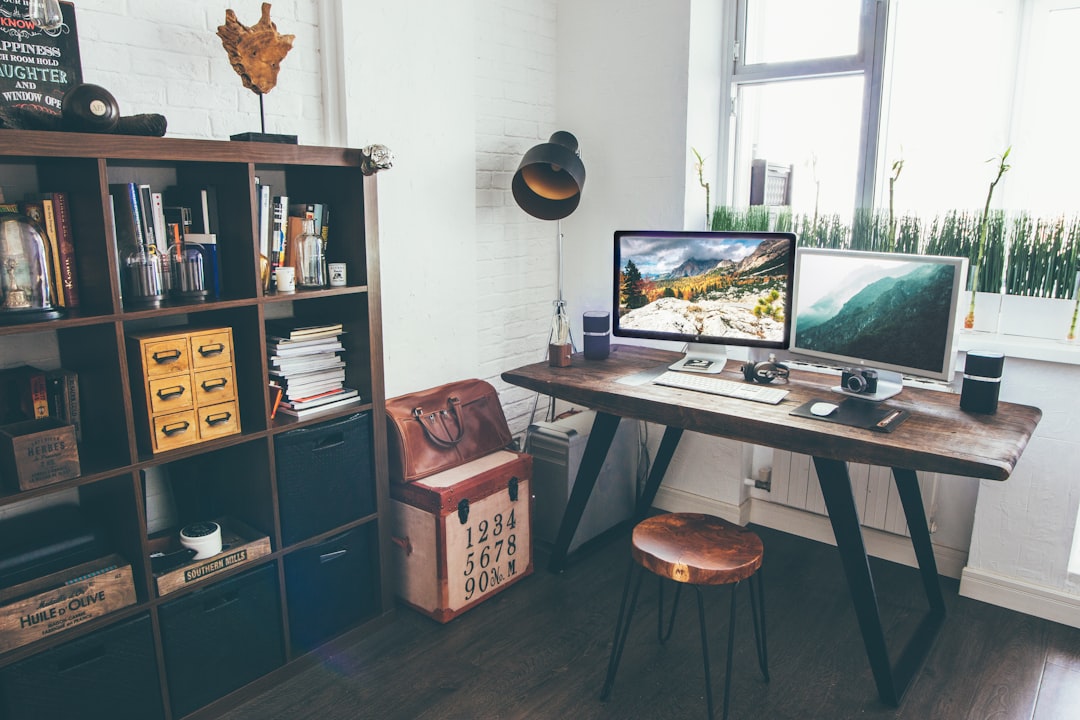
left=512, top=131, right=586, bottom=422
left=512, top=131, right=585, bottom=345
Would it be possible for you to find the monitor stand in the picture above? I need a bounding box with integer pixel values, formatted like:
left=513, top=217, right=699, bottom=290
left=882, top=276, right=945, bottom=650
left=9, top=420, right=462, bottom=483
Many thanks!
left=830, top=368, right=903, bottom=402
left=668, top=342, right=728, bottom=374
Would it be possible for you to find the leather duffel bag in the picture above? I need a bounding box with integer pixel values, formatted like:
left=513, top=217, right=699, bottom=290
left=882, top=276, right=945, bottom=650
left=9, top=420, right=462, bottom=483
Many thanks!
left=386, top=378, right=513, bottom=482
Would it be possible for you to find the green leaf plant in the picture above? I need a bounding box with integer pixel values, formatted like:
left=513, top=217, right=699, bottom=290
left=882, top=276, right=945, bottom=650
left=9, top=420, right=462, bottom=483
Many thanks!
left=965, top=147, right=1012, bottom=329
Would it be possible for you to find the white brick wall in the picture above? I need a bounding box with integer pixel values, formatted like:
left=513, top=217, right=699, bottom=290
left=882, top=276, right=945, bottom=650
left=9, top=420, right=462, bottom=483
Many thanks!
left=475, top=0, right=560, bottom=436
left=73, top=0, right=325, bottom=143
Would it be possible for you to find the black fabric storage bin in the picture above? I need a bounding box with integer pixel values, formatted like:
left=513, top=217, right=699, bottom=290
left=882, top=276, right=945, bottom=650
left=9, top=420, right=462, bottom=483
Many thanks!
left=274, top=412, right=376, bottom=546
left=284, top=523, right=378, bottom=652
left=0, top=614, right=164, bottom=720
left=159, top=563, right=284, bottom=718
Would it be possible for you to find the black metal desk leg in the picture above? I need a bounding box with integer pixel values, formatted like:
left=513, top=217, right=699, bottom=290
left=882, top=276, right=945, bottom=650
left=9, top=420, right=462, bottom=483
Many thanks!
left=813, top=456, right=897, bottom=706
left=547, top=411, right=621, bottom=573
left=635, top=427, right=683, bottom=520
left=813, top=457, right=945, bottom=707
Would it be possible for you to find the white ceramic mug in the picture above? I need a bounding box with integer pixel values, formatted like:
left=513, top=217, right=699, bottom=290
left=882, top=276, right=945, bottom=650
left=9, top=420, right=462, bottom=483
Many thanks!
left=275, top=266, right=296, bottom=292
left=329, top=262, right=347, bottom=287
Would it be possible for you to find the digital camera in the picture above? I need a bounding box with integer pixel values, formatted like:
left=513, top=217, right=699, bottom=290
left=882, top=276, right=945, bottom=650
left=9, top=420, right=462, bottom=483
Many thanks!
left=841, top=367, right=878, bottom=395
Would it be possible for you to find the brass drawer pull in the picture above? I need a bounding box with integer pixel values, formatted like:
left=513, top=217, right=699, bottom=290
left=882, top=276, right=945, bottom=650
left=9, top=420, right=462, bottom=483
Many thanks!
left=205, top=412, right=232, bottom=426
left=152, top=349, right=182, bottom=364
left=161, top=421, right=190, bottom=437
left=197, top=343, right=225, bottom=357
left=156, top=386, right=186, bottom=400
left=201, top=378, right=228, bottom=392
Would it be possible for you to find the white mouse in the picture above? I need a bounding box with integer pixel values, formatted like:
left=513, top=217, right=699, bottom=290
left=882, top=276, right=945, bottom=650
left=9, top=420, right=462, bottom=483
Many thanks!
left=810, top=402, right=839, bottom=417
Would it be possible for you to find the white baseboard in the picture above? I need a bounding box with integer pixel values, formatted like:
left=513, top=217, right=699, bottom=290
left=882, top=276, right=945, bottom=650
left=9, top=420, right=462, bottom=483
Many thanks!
left=653, top=489, right=968, bottom=580
left=653, top=486, right=750, bottom=526
left=960, top=566, right=1080, bottom=629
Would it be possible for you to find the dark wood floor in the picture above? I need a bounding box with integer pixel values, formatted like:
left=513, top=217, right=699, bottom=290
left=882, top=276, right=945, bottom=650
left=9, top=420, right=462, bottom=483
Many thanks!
left=221, top=525, right=1080, bottom=720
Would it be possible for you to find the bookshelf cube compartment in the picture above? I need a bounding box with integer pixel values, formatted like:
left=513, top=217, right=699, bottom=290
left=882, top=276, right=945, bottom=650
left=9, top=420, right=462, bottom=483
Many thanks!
left=284, top=523, right=378, bottom=653
left=0, top=613, right=164, bottom=720
left=274, top=411, right=376, bottom=546
left=159, top=563, right=284, bottom=718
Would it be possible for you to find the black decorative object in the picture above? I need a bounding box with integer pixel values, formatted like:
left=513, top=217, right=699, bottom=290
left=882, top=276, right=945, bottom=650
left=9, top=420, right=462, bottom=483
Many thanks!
left=61, top=83, right=119, bottom=132
left=0, top=82, right=167, bottom=137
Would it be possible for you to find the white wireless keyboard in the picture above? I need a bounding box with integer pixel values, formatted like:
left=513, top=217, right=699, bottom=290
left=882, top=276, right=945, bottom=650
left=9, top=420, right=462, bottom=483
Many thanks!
left=652, top=370, right=789, bottom=405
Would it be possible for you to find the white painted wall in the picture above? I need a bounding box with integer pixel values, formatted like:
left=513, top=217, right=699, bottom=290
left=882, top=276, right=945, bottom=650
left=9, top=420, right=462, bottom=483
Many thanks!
left=29, top=0, right=1080, bottom=626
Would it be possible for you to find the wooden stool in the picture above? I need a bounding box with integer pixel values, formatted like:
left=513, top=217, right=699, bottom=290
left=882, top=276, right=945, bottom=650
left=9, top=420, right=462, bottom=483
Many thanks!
left=600, top=513, right=769, bottom=720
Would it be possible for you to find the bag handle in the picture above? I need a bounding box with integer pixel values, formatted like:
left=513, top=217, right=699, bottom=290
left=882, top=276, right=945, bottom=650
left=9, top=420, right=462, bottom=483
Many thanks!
left=414, top=396, right=464, bottom=448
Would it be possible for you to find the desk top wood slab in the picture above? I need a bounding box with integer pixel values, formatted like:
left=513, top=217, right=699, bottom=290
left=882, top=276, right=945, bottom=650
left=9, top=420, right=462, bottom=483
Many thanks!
left=502, top=344, right=1041, bottom=481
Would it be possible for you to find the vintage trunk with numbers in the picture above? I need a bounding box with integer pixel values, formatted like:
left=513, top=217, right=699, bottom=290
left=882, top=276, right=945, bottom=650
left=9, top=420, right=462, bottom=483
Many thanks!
left=389, top=449, right=532, bottom=623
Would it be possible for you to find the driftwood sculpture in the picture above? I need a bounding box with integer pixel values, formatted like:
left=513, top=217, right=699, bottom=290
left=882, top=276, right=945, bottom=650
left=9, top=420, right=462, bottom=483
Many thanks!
left=217, top=3, right=294, bottom=95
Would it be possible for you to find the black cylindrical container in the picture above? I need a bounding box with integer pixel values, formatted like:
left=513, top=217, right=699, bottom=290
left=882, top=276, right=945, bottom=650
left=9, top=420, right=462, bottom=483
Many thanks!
left=583, top=311, right=610, bottom=360
left=960, top=350, right=1004, bottom=414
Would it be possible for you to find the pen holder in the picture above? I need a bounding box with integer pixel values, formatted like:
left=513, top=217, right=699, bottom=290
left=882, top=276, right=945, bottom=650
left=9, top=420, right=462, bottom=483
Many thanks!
left=548, top=343, right=571, bottom=367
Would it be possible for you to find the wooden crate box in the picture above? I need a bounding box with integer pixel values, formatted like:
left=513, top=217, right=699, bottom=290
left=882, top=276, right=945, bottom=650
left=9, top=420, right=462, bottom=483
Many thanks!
left=0, top=553, right=136, bottom=653
left=390, top=450, right=532, bottom=623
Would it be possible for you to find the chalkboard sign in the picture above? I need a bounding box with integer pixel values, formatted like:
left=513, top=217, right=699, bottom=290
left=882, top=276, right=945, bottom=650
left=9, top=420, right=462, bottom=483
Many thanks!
left=0, top=1, right=81, bottom=116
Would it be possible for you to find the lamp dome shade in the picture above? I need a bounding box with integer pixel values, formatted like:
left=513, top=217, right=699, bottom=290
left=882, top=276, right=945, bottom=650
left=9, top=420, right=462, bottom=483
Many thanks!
left=512, top=131, right=586, bottom=221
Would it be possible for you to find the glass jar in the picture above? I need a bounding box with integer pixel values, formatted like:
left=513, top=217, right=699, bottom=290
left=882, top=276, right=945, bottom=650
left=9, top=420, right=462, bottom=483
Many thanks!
left=293, top=218, right=326, bottom=288
left=169, top=241, right=208, bottom=301
left=123, top=245, right=164, bottom=308
left=0, top=214, right=61, bottom=322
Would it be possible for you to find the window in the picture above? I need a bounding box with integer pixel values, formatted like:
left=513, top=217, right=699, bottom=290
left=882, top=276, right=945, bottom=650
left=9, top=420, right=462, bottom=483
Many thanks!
left=719, top=0, right=1079, bottom=221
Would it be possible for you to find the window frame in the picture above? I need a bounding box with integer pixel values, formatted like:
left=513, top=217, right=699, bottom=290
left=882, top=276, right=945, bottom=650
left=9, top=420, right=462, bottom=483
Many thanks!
left=717, top=0, right=890, bottom=213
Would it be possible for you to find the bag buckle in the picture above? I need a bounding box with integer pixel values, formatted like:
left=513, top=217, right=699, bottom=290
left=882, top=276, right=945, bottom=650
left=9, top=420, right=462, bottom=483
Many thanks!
left=457, top=499, right=469, bottom=524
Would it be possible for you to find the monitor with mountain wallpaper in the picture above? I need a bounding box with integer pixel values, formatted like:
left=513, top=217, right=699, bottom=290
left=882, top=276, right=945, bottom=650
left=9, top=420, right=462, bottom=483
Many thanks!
left=613, top=230, right=796, bottom=373
left=789, top=247, right=967, bottom=400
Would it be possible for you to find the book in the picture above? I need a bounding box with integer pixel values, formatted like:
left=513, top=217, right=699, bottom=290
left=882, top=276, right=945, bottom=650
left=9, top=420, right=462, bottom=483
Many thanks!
left=19, top=199, right=61, bottom=307
left=256, top=181, right=272, bottom=260
left=280, top=387, right=359, bottom=410
left=0, top=365, right=49, bottom=423
left=268, top=343, right=344, bottom=361
left=137, top=184, right=159, bottom=252
left=163, top=185, right=219, bottom=235
left=267, top=357, right=345, bottom=375
left=272, top=194, right=288, bottom=280
left=278, top=368, right=346, bottom=387
left=266, top=321, right=343, bottom=339
left=277, top=393, right=362, bottom=420
left=45, top=192, right=80, bottom=308
left=45, top=368, right=81, bottom=442
left=108, top=182, right=146, bottom=257
left=150, top=192, right=167, bottom=255
left=38, top=198, right=63, bottom=307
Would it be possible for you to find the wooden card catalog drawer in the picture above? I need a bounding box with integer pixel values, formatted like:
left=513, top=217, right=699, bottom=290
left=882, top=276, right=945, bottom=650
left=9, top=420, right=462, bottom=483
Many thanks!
left=153, top=409, right=199, bottom=452
left=128, top=327, right=241, bottom=454
left=190, top=329, right=233, bottom=369
left=149, top=375, right=194, bottom=414
left=193, top=366, right=237, bottom=406
left=142, top=334, right=191, bottom=378
left=197, top=400, right=240, bottom=441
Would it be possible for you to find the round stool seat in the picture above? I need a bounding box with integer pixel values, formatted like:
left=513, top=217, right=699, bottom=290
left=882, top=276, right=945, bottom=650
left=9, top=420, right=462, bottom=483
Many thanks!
left=632, top=513, right=763, bottom=586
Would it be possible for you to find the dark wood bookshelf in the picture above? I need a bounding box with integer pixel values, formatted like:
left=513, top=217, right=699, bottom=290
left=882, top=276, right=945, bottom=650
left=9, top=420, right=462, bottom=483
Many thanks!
left=0, top=130, right=392, bottom=720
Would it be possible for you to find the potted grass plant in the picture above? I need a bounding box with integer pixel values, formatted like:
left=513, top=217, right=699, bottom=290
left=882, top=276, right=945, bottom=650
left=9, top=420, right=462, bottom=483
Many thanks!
left=964, top=147, right=1011, bottom=329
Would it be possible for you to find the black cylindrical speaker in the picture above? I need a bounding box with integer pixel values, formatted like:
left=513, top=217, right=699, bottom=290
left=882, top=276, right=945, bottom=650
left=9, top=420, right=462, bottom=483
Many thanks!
left=582, top=311, right=610, bottom=360
left=960, top=350, right=1004, bottom=414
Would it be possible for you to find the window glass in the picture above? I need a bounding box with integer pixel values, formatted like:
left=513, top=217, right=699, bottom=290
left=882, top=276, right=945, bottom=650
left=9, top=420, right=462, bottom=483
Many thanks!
left=744, top=0, right=862, bottom=64
left=734, top=75, right=864, bottom=218
left=878, top=0, right=1017, bottom=215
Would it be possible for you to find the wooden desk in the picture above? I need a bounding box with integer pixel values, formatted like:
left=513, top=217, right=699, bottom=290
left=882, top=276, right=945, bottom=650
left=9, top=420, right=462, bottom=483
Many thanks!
left=502, top=344, right=1041, bottom=706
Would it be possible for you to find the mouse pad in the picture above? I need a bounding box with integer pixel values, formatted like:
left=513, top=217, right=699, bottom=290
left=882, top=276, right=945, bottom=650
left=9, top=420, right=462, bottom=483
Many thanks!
left=791, top=398, right=910, bottom=433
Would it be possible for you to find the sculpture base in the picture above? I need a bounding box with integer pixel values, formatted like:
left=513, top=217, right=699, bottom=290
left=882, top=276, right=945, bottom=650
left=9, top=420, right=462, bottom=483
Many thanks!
left=230, top=131, right=298, bottom=145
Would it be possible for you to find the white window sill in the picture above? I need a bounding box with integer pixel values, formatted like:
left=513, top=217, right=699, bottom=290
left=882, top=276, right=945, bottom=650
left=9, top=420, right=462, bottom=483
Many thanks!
left=957, top=331, right=1080, bottom=366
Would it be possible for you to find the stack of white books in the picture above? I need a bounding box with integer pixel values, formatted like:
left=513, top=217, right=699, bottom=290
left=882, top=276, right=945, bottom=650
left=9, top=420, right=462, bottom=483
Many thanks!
left=267, top=321, right=362, bottom=419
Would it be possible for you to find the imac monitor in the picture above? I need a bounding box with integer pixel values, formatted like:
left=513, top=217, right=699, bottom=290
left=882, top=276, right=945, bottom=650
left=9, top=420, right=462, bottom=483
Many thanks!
left=789, top=248, right=967, bottom=400
left=613, top=230, right=796, bottom=373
